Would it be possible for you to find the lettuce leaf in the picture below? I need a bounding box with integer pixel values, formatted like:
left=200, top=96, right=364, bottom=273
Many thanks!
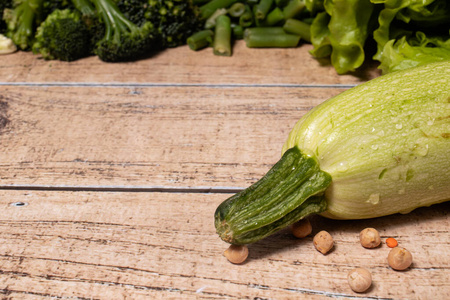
left=379, top=32, right=450, bottom=74
left=372, top=0, right=450, bottom=61
left=305, top=0, right=324, bottom=15
left=308, top=0, right=450, bottom=74
left=310, top=11, right=332, bottom=58
left=317, top=0, right=375, bottom=74
left=309, top=0, right=377, bottom=74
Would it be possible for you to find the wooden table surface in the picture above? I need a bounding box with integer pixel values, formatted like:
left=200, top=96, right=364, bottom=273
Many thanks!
left=0, top=41, right=448, bottom=299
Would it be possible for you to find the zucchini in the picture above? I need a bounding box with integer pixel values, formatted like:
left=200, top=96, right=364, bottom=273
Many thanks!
left=215, top=61, right=450, bottom=245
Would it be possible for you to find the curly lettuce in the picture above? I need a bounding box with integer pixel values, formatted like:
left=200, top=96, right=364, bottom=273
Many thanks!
left=372, top=0, right=450, bottom=60
left=309, top=0, right=450, bottom=74
left=379, top=31, right=450, bottom=74
left=309, top=11, right=331, bottom=58
left=310, top=0, right=375, bottom=74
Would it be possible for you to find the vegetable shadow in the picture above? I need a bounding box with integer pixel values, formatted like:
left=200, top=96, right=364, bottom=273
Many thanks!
left=246, top=201, right=449, bottom=260
left=247, top=227, right=311, bottom=261
left=314, top=57, right=381, bottom=82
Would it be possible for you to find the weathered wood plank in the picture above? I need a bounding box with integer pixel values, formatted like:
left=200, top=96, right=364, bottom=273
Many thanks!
left=0, top=85, right=346, bottom=189
left=0, top=190, right=448, bottom=299
left=0, top=42, right=380, bottom=86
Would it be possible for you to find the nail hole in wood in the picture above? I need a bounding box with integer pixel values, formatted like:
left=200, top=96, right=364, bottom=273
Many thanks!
left=10, top=202, right=28, bottom=207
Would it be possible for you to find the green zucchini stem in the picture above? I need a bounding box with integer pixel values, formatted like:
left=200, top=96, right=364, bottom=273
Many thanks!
left=214, top=146, right=331, bottom=245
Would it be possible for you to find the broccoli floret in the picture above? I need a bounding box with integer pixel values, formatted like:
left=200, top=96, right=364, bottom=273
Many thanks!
left=3, top=0, right=45, bottom=50
left=32, top=8, right=91, bottom=61
left=42, top=0, right=73, bottom=15
left=145, top=0, right=203, bottom=48
left=115, top=0, right=148, bottom=26
left=73, top=0, right=155, bottom=62
left=70, top=0, right=104, bottom=48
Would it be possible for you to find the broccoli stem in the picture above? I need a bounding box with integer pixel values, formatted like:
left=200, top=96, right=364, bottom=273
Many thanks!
left=283, top=18, right=311, bottom=42
left=200, top=0, right=238, bottom=19
left=255, top=0, right=274, bottom=20
left=282, top=0, right=305, bottom=20
left=92, top=0, right=138, bottom=42
left=239, top=5, right=253, bottom=27
left=187, top=29, right=214, bottom=50
left=6, top=0, right=44, bottom=50
left=213, top=15, right=232, bottom=56
left=71, top=0, right=95, bottom=16
left=228, top=3, right=246, bottom=18
left=244, top=27, right=300, bottom=48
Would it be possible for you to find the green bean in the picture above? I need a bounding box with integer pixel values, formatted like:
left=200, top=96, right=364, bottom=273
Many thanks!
left=200, top=0, right=238, bottom=19
left=187, top=30, right=214, bottom=50
left=228, top=2, right=246, bottom=17
left=244, top=27, right=300, bottom=48
left=232, top=24, right=244, bottom=39
left=214, top=15, right=232, bottom=56
left=283, top=18, right=311, bottom=42
left=283, top=0, right=305, bottom=20
left=239, top=5, right=254, bottom=27
left=255, top=0, right=274, bottom=20
left=205, top=8, right=228, bottom=29
left=262, top=7, right=284, bottom=26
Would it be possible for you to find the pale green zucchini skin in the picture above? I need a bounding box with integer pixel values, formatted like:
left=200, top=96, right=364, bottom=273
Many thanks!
left=215, top=61, right=450, bottom=245
left=283, top=60, right=450, bottom=220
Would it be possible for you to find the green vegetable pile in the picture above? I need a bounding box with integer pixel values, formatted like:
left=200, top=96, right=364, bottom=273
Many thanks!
left=189, top=0, right=450, bottom=74
left=1, top=0, right=449, bottom=73
left=1, top=0, right=202, bottom=62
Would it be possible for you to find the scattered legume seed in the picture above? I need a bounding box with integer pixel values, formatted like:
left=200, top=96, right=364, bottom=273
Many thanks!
left=313, top=230, right=334, bottom=254
left=359, top=228, right=381, bottom=249
left=291, top=218, right=312, bottom=238
left=223, top=244, right=249, bottom=264
left=348, top=268, right=372, bottom=293
left=388, top=247, right=413, bottom=270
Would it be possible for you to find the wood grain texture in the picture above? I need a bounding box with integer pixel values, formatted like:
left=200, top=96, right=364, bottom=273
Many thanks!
left=0, top=85, right=345, bottom=188
left=0, top=190, right=448, bottom=299
left=0, top=42, right=380, bottom=85
left=0, top=41, right=448, bottom=300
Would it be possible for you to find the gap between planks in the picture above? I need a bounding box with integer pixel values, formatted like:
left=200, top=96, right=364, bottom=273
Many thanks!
left=0, top=82, right=358, bottom=89
left=0, top=185, right=244, bottom=194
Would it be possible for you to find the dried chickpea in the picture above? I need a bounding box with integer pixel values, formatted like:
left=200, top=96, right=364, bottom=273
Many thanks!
left=223, top=245, right=248, bottom=264
left=347, top=268, right=372, bottom=293
left=388, top=247, right=413, bottom=270
left=359, top=228, right=381, bottom=249
left=291, top=218, right=312, bottom=238
left=313, top=230, right=334, bottom=254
